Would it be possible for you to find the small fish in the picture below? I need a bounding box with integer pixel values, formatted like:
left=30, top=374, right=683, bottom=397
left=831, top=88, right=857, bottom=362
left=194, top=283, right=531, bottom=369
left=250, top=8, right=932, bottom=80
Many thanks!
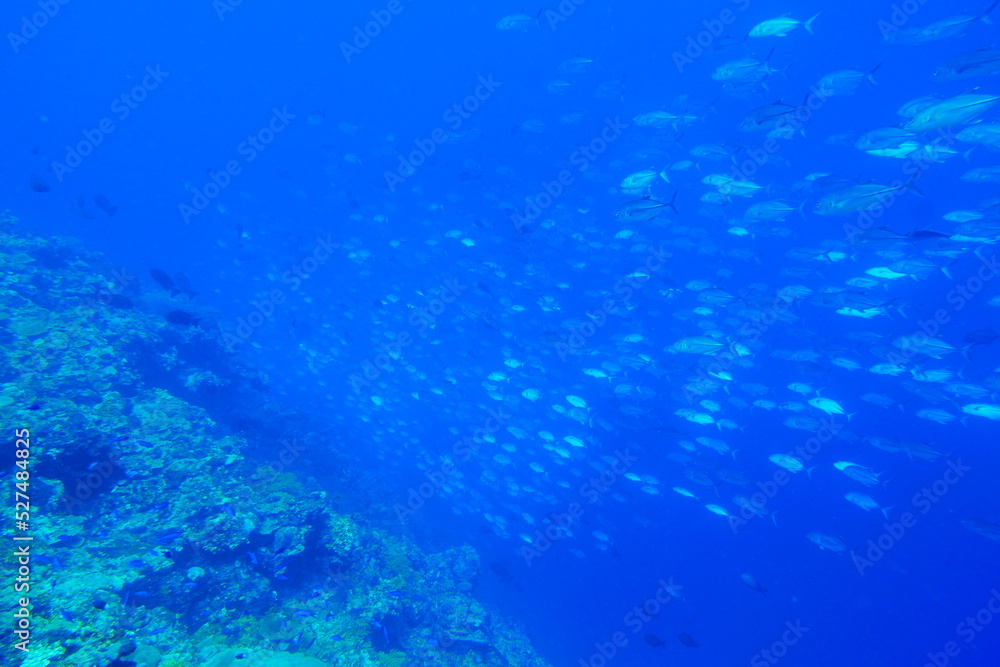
left=807, top=531, right=848, bottom=552
left=749, top=14, right=819, bottom=38
left=769, top=454, right=809, bottom=474
left=496, top=12, right=539, bottom=30
left=962, top=166, right=1000, bottom=184
left=962, top=517, right=1000, bottom=543
left=905, top=93, right=1000, bottom=132
left=616, top=193, right=677, bottom=222
left=156, top=531, right=183, bottom=544
left=817, top=66, right=880, bottom=96
left=963, top=403, right=1000, bottom=420
left=808, top=396, right=850, bottom=417
left=845, top=492, right=891, bottom=518
left=94, top=194, right=118, bottom=217
left=934, top=48, right=1000, bottom=80
left=620, top=169, right=670, bottom=190
left=30, top=174, right=50, bottom=192
left=834, top=461, right=881, bottom=486
left=678, top=633, right=700, bottom=648
left=164, top=310, right=201, bottom=326
left=741, top=573, right=768, bottom=596
left=672, top=486, right=699, bottom=500
left=149, top=269, right=180, bottom=297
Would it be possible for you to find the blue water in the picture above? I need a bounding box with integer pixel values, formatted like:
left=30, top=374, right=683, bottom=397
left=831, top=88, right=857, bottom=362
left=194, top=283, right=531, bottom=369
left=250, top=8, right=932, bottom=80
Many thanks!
left=5, top=0, right=1000, bottom=665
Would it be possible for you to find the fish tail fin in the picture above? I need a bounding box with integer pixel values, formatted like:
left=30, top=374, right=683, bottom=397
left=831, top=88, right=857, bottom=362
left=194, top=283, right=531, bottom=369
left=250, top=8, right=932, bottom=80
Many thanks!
left=804, top=12, right=820, bottom=34
left=961, top=344, right=975, bottom=363
left=903, top=170, right=925, bottom=197
left=806, top=466, right=816, bottom=480
left=867, top=64, right=882, bottom=86
left=666, top=190, right=679, bottom=214
left=980, top=0, right=999, bottom=22
left=881, top=507, right=892, bottom=520
left=169, top=288, right=181, bottom=298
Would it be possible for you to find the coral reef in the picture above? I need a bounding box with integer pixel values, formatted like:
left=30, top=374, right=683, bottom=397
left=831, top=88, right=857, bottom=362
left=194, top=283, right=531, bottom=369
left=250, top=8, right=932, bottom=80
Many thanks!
left=0, top=214, right=550, bottom=667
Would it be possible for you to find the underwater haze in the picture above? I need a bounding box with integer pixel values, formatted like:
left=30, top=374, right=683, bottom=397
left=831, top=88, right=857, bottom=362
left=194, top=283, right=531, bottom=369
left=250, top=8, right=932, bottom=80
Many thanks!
left=3, top=0, right=1000, bottom=665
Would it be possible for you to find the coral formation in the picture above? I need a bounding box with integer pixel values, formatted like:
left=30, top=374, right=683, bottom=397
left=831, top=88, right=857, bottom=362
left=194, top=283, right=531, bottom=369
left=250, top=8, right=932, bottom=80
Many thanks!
left=0, top=215, right=550, bottom=667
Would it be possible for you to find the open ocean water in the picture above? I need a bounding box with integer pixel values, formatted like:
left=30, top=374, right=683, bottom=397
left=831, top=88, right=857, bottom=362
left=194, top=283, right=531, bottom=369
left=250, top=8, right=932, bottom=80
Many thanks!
left=3, top=1, right=1000, bottom=666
